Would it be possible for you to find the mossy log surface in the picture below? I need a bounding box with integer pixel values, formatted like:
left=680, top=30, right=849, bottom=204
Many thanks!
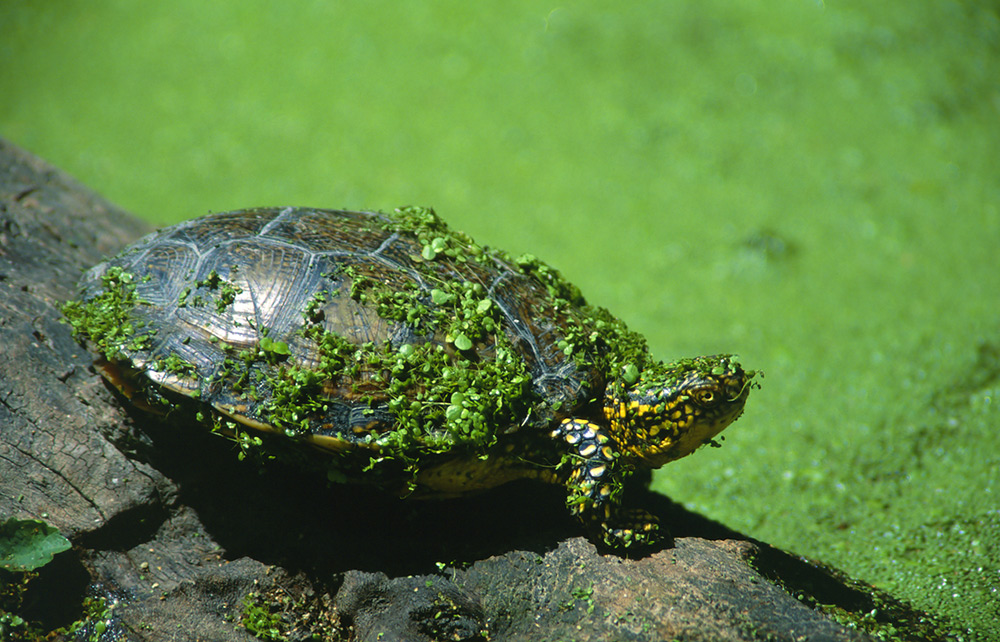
left=0, top=138, right=940, bottom=641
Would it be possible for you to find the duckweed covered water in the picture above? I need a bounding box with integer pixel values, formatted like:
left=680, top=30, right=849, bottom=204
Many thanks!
left=2, top=1, right=997, bottom=637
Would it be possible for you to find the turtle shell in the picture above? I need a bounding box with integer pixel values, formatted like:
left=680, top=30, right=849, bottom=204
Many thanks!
left=71, top=207, right=641, bottom=460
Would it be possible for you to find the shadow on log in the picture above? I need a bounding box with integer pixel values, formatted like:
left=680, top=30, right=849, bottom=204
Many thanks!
left=0, top=139, right=949, bottom=641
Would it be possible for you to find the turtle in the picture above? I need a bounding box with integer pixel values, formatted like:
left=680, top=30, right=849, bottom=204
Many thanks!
left=63, top=206, right=757, bottom=548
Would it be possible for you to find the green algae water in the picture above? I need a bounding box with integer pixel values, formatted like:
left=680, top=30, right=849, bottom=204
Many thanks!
left=2, top=1, right=997, bottom=637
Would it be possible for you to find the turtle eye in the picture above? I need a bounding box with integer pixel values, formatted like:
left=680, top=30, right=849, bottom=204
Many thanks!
left=694, top=389, right=716, bottom=405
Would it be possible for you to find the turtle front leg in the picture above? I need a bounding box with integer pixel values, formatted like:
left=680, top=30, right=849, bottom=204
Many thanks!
left=553, top=418, right=661, bottom=548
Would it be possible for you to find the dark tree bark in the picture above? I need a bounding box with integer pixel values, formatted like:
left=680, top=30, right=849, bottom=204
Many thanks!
left=0, top=138, right=944, bottom=641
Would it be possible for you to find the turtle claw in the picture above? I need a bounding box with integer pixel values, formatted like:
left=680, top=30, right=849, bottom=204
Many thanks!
left=597, top=508, right=669, bottom=550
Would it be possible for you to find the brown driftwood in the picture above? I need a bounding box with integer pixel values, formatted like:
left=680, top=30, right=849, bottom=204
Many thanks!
left=0, top=138, right=942, bottom=641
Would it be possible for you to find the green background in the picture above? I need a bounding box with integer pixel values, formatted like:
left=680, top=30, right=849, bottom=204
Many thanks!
left=3, top=1, right=998, bottom=637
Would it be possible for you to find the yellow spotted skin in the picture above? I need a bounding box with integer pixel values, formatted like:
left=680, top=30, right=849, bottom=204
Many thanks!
left=547, top=355, right=755, bottom=547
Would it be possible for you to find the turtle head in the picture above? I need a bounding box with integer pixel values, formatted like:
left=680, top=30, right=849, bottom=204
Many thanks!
left=605, top=354, right=756, bottom=468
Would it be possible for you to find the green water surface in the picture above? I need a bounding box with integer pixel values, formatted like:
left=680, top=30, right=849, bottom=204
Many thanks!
left=2, top=1, right=998, bottom=638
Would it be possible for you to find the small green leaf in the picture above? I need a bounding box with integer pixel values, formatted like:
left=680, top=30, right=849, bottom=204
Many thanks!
left=453, top=333, right=473, bottom=351
left=0, top=518, right=72, bottom=572
left=430, top=289, right=453, bottom=305
left=259, top=336, right=291, bottom=356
